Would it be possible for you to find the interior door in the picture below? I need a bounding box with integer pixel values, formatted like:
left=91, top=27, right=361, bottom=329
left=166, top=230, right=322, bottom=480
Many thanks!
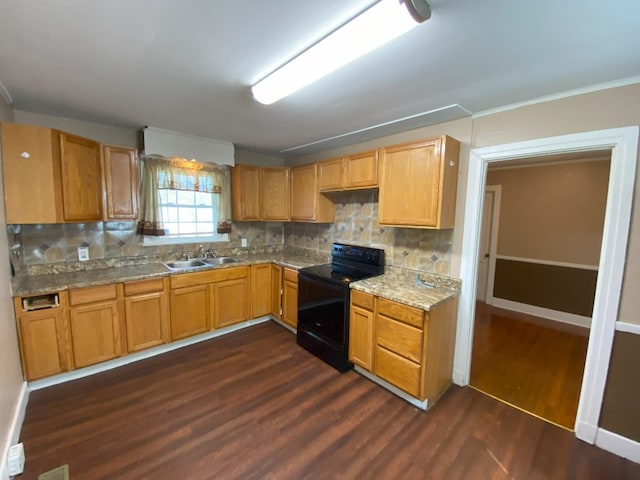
left=476, top=190, right=495, bottom=302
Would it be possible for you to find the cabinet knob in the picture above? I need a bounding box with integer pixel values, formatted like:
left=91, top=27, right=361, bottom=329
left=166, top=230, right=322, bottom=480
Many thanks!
left=20, top=152, right=30, bottom=159
left=449, top=160, right=456, bottom=167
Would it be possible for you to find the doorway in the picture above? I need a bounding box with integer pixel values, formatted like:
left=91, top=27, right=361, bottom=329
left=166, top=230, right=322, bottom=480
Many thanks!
left=454, top=127, right=638, bottom=444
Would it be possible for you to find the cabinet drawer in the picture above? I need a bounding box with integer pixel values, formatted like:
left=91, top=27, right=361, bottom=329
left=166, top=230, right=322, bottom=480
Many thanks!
left=124, top=278, right=164, bottom=296
left=283, top=267, right=298, bottom=284
left=69, top=284, right=118, bottom=306
left=374, top=346, right=421, bottom=398
left=170, top=266, right=249, bottom=289
left=351, top=289, right=374, bottom=310
left=377, top=298, right=423, bottom=328
left=376, top=314, right=423, bottom=363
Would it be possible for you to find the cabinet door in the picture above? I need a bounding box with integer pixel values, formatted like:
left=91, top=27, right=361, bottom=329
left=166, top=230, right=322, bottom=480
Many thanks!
left=261, top=167, right=290, bottom=220
left=318, top=158, right=343, bottom=191
left=251, top=264, right=272, bottom=319
left=379, top=136, right=459, bottom=228
left=125, top=291, right=168, bottom=352
left=1, top=123, right=63, bottom=224
left=290, top=163, right=335, bottom=222
left=103, top=144, right=139, bottom=220
left=349, top=304, right=374, bottom=371
left=170, top=285, right=210, bottom=340
left=59, top=131, right=103, bottom=221
left=281, top=268, right=298, bottom=328
left=69, top=301, right=120, bottom=368
left=231, top=165, right=261, bottom=220
left=344, top=150, right=378, bottom=189
left=271, top=263, right=283, bottom=320
left=17, top=305, right=71, bottom=380
left=214, top=277, right=250, bottom=328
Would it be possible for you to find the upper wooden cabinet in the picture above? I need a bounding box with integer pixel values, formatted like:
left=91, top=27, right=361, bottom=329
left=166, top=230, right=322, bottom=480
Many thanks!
left=1, top=123, right=63, bottom=224
left=290, top=163, right=334, bottom=222
left=261, top=167, right=290, bottom=221
left=231, top=164, right=261, bottom=221
left=318, top=150, right=378, bottom=192
left=59, top=131, right=103, bottom=221
left=378, top=135, right=460, bottom=229
left=103, top=144, right=139, bottom=220
left=1, top=123, right=140, bottom=224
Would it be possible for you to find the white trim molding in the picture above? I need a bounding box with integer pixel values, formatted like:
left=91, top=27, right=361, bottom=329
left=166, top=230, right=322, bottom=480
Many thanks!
left=494, top=254, right=599, bottom=271
left=595, top=428, right=640, bottom=463
left=0, top=382, right=29, bottom=480
left=492, top=298, right=591, bottom=329
left=455, top=126, right=639, bottom=447
left=616, top=322, right=640, bottom=335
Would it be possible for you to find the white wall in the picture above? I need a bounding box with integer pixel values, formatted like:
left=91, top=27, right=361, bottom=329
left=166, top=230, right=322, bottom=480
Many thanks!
left=235, top=148, right=285, bottom=167
left=14, top=110, right=138, bottom=147
left=0, top=101, right=27, bottom=480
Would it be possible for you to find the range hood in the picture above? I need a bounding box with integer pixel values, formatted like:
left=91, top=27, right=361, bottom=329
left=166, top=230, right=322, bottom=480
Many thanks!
left=140, top=126, right=235, bottom=166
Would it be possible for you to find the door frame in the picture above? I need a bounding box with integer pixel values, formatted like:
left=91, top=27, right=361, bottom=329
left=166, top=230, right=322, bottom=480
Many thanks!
left=476, top=185, right=501, bottom=304
left=454, top=126, right=639, bottom=443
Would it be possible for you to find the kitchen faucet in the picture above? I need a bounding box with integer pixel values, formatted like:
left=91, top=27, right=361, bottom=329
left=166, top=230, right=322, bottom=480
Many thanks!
left=198, top=244, right=205, bottom=258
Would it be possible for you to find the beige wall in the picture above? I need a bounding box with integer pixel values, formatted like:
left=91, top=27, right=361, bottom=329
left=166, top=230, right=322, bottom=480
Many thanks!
left=486, top=159, right=610, bottom=266
left=472, top=83, right=640, bottom=326
left=235, top=148, right=285, bottom=167
left=14, top=110, right=138, bottom=147
left=0, top=100, right=25, bottom=477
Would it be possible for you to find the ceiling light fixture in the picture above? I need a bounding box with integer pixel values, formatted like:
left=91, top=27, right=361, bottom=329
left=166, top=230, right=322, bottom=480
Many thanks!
left=251, top=0, right=431, bottom=105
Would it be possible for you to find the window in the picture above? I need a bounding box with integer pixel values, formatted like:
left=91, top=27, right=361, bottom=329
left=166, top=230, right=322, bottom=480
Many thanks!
left=138, top=157, right=231, bottom=245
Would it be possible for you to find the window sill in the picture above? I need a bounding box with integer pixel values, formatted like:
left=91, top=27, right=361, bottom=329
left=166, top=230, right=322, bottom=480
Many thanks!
left=142, top=234, right=230, bottom=247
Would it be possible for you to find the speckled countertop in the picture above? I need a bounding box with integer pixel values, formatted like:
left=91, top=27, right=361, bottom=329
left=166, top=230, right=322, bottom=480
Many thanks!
left=351, top=267, right=460, bottom=311
left=11, top=250, right=329, bottom=297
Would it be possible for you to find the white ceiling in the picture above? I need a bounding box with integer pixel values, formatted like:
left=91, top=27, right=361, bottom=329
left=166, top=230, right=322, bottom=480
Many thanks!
left=1, top=0, right=639, bottom=157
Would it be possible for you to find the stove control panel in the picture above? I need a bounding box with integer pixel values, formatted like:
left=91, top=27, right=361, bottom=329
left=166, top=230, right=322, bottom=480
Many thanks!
left=331, top=243, right=385, bottom=266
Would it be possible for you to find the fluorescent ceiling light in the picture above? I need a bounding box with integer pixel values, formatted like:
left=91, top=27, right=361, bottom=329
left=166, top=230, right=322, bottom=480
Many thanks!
left=251, top=0, right=431, bottom=105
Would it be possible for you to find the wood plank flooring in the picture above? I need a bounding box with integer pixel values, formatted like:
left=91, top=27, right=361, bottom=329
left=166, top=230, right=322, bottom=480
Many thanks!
left=21, top=321, right=638, bottom=479
left=470, top=302, right=589, bottom=429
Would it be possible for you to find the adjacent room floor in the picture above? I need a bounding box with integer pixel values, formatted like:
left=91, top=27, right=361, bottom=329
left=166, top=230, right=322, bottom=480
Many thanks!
left=470, top=301, right=590, bottom=429
left=21, top=321, right=636, bottom=479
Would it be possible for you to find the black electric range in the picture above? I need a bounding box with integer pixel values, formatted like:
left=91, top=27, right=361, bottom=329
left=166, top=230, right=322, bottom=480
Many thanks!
left=296, top=243, right=385, bottom=372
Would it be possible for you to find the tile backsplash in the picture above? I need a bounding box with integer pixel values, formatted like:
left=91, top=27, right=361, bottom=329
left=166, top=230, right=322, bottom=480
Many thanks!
left=284, top=190, right=453, bottom=275
left=8, top=190, right=453, bottom=277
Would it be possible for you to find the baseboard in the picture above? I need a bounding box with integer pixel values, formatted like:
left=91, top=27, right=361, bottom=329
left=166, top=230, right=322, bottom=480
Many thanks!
left=575, top=420, right=598, bottom=444
left=452, top=368, right=466, bottom=386
left=30, top=316, right=272, bottom=391
left=492, top=298, right=592, bottom=329
left=596, top=428, right=640, bottom=463
left=0, top=382, right=29, bottom=480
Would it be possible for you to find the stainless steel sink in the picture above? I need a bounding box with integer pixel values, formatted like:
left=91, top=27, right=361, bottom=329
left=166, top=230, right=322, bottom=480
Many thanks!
left=162, top=259, right=207, bottom=270
left=203, top=257, right=240, bottom=266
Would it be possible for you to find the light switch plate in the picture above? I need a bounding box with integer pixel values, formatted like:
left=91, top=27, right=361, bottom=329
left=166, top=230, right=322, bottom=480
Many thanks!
left=77, top=246, right=89, bottom=261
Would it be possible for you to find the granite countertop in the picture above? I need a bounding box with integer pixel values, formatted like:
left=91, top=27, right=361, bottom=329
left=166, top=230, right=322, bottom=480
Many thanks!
left=11, top=250, right=330, bottom=297
left=351, top=267, right=460, bottom=311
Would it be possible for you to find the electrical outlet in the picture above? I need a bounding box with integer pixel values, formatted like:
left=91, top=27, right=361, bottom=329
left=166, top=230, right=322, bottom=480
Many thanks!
left=241, top=238, right=248, bottom=247
left=77, top=246, right=89, bottom=261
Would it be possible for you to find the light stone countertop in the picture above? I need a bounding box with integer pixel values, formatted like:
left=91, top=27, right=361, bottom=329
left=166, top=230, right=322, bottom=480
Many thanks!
left=351, top=267, right=460, bottom=311
left=11, top=250, right=330, bottom=297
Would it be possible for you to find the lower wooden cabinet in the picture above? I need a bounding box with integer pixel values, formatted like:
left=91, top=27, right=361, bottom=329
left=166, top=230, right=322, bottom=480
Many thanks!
left=68, top=284, right=123, bottom=368
left=213, top=275, right=250, bottom=328
left=14, top=292, right=72, bottom=381
left=169, top=284, right=210, bottom=340
left=271, top=263, right=283, bottom=320
left=281, top=268, right=298, bottom=328
left=123, top=278, right=169, bottom=352
left=349, top=289, right=458, bottom=407
left=250, top=264, right=272, bottom=319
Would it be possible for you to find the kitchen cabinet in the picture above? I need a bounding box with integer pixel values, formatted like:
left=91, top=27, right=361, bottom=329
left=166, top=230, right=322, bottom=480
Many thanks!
left=290, top=163, right=334, bottom=222
left=103, top=144, right=139, bottom=220
left=68, top=284, right=123, bottom=368
left=318, top=150, right=378, bottom=192
left=59, top=131, right=103, bottom=221
left=348, top=290, right=375, bottom=371
left=271, top=263, right=283, bottom=320
left=14, top=292, right=73, bottom=381
left=378, top=135, right=460, bottom=229
left=1, top=122, right=63, bottom=224
left=123, top=277, right=169, bottom=353
left=213, top=267, right=250, bottom=328
left=281, top=267, right=298, bottom=328
left=251, top=264, right=272, bottom=319
left=261, top=167, right=290, bottom=220
left=170, top=284, right=210, bottom=340
left=231, top=164, right=261, bottom=221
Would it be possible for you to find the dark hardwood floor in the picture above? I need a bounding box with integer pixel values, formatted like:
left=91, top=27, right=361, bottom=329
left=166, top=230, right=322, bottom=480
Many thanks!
left=470, top=302, right=589, bottom=429
left=21, top=321, right=638, bottom=479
